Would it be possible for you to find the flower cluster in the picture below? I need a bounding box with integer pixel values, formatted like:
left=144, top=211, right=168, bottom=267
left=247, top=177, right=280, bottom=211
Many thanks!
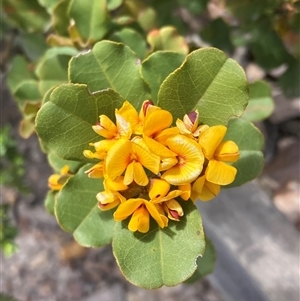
left=84, top=101, right=239, bottom=233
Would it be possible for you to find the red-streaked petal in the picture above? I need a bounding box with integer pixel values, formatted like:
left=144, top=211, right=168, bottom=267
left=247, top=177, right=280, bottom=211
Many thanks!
left=162, top=135, right=204, bottom=185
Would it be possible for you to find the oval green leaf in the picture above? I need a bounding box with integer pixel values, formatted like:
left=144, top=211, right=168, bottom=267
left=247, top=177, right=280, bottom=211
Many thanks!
left=112, top=200, right=205, bottom=288
left=35, top=47, right=78, bottom=95
left=141, top=51, right=185, bottom=101
left=69, top=40, right=151, bottom=107
left=55, top=164, right=115, bottom=247
left=69, top=0, right=111, bottom=42
left=35, top=83, right=125, bottom=161
left=157, top=47, right=249, bottom=126
left=110, top=28, right=148, bottom=60
left=242, top=80, right=274, bottom=122
left=224, top=118, right=264, bottom=187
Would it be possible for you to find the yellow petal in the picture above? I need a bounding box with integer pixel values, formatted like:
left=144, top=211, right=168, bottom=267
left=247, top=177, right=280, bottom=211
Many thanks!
left=115, top=113, right=132, bottom=139
left=106, top=139, right=131, bottom=180
left=60, top=165, right=70, bottom=174
left=143, top=109, right=173, bottom=137
left=198, top=125, right=227, bottom=160
left=191, top=176, right=220, bottom=201
left=176, top=118, right=191, bottom=135
left=145, top=201, right=168, bottom=228
left=48, top=174, right=62, bottom=190
left=124, top=161, right=134, bottom=185
left=93, top=115, right=117, bottom=138
left=143, top=135, right=177, bottom=157
left=113, top=199, right=144, bottom=221
left=205, top=160, right=237, bottom=185
left=128, top=205, right=150, bottom=233
left=191, top=175, right=206, bottom=199
left=96, top=191, right=120, bottom=210
left=214, top=140, right=240, bottom=162
left=131, top=141, right=160, bottom=174
left=104, top=176, right=128, bottom=191
left=178, top=183, right=191, bottom=200
left=132, top=161, right=149, bottom=186
left=160, top=157, right=178, bottom=171
left=162, top=135, right=204, bottom=185
left=149, top=179, right=170, bottom=199
left=117, top=101, right=139, bottom=129
left=155, top=127, right=180, bottom=145
left=85, top=162, right=104, bottom=178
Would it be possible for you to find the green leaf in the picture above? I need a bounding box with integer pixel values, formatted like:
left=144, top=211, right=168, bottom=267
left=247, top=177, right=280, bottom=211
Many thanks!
left=69, top=40, right=151, bottom=107
left=38, top=0, right=60, bottom=12
left=69, top=0, right=111, bottom=42
left=18, top=32, right=49, bottom=61
left=242, top=80, right=274, bottom=122
left=107, top=0, right=123, bottom=10
left=279, top=60, right=300, bottom=98
left=14, top=80, right=42, bottom=106
left=147, top=26, right=189, bottom=55
left=110, top=28, right=148, bottom=60
left=249, top=28, right=291, bottom=69
left=200, top=18, right=233, bottom=53
left=35, top=84, right=125, bottom=161
left=45, top=190, right=56, bottom=215
left=184, top=238, right=216, bottom=283
left=52, top=0, right=71, bottom=36
left=2, top=0, right=49, bottom=33
left=157, top=47, right=248, bottom=125
left=112, top=200, right=205, bottom=288
left=224, top=118, right=264, bottom=187
left=141, top=51, right=185, bottom=101
left=55, top=164, right=115, bottom=247
left=35, top=47, right=78, bottom=95
left=48, top=152, right=84, bottom=173
left=6, top=56, right=36, bottom=94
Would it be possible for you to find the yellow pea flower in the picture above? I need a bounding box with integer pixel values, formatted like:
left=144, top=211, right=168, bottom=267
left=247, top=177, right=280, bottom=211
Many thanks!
left=198, top=125, right=239, bottom=185
left=48, top=165, right=71, bottom=191
left=105, top=139, right=160, bottom=186
left=176, top=110, right=208, bottom=139
left=149, top=179, right=184, bottom=221
left=97, top=176, right=127, bottom=210
left=161, top=135, right=204, bottom=185
left=117, top=100, right=159, bottom=135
